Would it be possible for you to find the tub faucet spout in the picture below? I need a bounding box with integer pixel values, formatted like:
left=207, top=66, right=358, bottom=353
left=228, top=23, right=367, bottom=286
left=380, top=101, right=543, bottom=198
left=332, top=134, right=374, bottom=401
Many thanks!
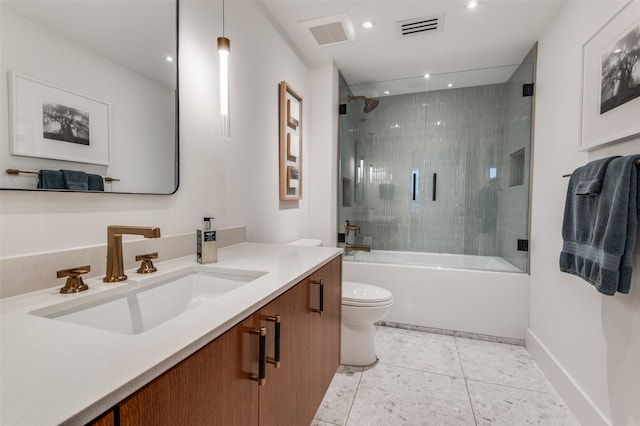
left=104, top=225, right=161, bottom=282
left=345, top=244, right=371, bottom=255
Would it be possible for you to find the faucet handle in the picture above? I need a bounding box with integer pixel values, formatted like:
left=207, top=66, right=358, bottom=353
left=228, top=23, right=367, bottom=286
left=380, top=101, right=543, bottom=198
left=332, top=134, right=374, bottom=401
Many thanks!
left=57, top=265, right=90, bottom=294
left=135, top=252, right=158, bottom=274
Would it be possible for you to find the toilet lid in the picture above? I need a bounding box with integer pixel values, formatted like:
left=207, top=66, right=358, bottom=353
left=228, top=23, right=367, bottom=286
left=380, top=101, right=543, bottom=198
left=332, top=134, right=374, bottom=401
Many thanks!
left=342, top=281, right=393, bottom=306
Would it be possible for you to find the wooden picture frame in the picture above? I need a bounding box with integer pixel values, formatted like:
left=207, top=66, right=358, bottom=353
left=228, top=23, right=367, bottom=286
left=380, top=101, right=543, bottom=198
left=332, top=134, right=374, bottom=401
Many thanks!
left=580, top=0, right=640, bottom=150
left=279, top=81, right=303, bottom=200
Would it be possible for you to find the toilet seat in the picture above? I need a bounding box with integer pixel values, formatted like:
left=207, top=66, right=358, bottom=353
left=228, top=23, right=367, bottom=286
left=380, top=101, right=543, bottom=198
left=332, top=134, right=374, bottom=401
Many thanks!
left=342, top=281, right=393, bottom=307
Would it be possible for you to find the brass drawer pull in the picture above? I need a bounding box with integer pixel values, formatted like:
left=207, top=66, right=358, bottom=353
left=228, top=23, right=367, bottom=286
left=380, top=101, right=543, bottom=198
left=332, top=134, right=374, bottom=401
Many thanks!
left=265, top=315, right=281, bottom=368
left=249, top=327, right=267, bottom=386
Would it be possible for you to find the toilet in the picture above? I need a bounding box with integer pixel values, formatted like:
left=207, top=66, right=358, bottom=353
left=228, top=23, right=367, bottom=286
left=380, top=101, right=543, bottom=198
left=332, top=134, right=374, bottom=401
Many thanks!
left=341, top=281, right=393, bottom=366
left=286, top=239, right=393, bottom=366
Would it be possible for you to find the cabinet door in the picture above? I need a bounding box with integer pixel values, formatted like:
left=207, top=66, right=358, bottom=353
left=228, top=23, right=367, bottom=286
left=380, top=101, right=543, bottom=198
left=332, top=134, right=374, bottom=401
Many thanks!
left=309, top=256, right=342, bottom=405
left=118, top=313, right=260, bottom=426
left=259, top=258, right=342, bottom=426
left=259, top=281, right=314, bottom=426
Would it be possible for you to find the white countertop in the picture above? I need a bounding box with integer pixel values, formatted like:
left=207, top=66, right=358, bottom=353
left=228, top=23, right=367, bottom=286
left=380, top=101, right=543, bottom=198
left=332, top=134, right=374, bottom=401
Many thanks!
left=0, top=242, right=342, bottom=425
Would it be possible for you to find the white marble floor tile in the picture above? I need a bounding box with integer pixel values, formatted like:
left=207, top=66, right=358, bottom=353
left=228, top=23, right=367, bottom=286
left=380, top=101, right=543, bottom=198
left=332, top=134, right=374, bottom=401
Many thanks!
left=315, top=365, right=364, bottom=426
left=455, top=336, right=556, bottom=393
left=467, top=380, right=581, bottom=425
left=376, top=326, right=463, bottom=377
left=346, top=363, right=475, bottom=426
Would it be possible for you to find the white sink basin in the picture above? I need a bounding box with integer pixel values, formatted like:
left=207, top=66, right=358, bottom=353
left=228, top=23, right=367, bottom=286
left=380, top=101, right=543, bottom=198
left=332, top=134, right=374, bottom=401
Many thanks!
left=30, top=267, right=266, bottom=335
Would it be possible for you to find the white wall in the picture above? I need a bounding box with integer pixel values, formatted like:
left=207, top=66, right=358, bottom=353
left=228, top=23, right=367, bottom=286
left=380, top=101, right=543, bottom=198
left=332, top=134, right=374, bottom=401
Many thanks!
left=309, top=63, right=339, bottom=247
left=530, top=1, right=640, bottom=424
left=0, top=1, right=337, bottom=263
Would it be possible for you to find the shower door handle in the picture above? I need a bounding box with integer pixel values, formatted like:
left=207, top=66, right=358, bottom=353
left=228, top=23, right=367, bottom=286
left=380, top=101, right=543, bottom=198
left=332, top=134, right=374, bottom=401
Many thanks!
left=411, top=169, right=419, bottom=202
left=432, top=173, right=437, bottom=201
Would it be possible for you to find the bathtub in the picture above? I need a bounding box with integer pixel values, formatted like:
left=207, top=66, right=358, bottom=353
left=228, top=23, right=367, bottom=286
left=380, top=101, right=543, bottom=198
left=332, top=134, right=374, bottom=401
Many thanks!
left=342, top=250, right=530, bottom=341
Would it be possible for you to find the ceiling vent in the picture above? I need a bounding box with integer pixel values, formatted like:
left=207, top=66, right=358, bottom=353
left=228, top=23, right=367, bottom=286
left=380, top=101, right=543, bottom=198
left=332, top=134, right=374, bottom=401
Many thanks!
left=300, top=13, right=356, bottom=46
left=397, top=14, right=445, bottom=38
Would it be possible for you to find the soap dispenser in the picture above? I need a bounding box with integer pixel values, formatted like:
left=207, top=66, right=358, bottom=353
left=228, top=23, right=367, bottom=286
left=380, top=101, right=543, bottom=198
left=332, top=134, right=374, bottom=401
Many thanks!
left=197, top=217, right=217, bottom=264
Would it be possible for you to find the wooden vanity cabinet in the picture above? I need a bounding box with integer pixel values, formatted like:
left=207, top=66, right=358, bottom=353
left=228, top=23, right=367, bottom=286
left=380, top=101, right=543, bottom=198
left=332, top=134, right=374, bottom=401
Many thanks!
left=109, top=257, right=341, bottom=426
left=118, top=312, right=260, bottom=425
left=87, top=410, right=115, bottom=426
left=309, top=256, right=342, bottom=407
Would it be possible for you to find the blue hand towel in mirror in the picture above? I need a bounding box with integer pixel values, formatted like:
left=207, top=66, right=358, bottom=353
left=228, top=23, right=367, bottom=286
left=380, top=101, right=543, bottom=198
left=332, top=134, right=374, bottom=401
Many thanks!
left=61, top=169, right=89, bottom=191
left=87, top=174, right=104, bottom=191
left=37, top=170, right=65, bottom=189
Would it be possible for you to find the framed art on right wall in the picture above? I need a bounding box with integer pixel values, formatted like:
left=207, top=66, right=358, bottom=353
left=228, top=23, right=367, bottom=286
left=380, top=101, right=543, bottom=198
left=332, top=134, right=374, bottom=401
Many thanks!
left=581, top=0, right=640, bottom=150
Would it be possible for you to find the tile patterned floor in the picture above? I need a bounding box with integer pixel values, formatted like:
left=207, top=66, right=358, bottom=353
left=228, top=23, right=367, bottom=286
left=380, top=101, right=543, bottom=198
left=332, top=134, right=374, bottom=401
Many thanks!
left=313, top=326, right=580, bottom=426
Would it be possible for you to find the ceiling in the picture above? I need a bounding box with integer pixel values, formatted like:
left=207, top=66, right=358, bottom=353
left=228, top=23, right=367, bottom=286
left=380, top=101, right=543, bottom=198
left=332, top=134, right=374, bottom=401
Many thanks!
left=261, top=0, right=567, bottom=87
left=2, top=1, right=176, bottom=88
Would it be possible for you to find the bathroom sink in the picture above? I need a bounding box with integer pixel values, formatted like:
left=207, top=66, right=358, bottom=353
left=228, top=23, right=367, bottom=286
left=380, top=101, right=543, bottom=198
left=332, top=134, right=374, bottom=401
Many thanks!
left=30, top=267, right=266, bottom=335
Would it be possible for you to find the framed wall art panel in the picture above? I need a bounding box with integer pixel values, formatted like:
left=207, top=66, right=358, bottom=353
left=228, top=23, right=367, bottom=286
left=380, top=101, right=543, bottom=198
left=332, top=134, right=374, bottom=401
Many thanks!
left=580, top=0, right=640, bottom=150
left=279, top=81, right=303, bottom=200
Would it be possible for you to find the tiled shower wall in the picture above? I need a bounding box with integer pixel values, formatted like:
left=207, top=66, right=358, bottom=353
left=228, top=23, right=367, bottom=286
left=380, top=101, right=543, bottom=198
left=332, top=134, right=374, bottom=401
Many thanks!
left=341, top=85, right=507, bottom=256
left=339, top=53, right=535, bottom=273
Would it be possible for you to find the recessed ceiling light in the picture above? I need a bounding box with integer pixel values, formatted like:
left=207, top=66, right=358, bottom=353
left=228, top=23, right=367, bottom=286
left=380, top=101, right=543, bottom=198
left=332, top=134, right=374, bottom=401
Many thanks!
left=447, top=83, right=453, bottom=87
left=424, top=73, right=430, bottom=79
left=383, top=90, right=390, bottom=95
left=614, top=48, right=622, bottom=53
left=467, top=0, right=479, bottom=9
left=362, top=21, right=375, bottom=29
left=165, top=55, right=174, bottom=63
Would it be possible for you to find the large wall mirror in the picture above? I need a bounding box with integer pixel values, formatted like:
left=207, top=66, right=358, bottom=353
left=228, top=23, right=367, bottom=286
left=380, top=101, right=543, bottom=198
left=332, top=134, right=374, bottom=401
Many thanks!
left=1, top=0, right=178, bottom=194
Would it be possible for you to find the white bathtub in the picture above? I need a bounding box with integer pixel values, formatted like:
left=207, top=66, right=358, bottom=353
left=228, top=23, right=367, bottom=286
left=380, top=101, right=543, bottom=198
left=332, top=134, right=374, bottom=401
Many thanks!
left=343, top=250, right=521, bottom=272
left=342, top=250, right=530, bottom=340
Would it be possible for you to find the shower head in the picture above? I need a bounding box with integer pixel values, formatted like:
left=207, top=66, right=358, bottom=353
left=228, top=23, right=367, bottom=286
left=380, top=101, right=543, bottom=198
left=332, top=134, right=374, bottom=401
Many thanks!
left=347, top=95, right=380, bottom=113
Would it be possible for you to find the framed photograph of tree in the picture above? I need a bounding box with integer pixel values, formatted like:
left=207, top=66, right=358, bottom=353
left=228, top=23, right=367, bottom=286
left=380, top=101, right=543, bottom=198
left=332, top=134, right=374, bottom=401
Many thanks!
left=9, top=72, right=111, bottom=165
left=581, top=0, right=640, bottom=150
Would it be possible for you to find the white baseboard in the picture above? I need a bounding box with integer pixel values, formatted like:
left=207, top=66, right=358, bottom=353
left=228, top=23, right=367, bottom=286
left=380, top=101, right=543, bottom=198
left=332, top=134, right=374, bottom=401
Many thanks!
left=525, top=328, right=611, bottom=426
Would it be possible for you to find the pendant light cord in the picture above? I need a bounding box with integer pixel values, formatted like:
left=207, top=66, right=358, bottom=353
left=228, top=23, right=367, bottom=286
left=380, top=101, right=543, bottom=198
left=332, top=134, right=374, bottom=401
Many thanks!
left=222, top=0, right=225, bottom=37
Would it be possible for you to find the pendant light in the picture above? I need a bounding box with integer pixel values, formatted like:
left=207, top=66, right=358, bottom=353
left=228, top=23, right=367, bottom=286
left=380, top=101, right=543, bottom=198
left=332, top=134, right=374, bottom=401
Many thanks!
left=218, top=0, right=231, bottom=140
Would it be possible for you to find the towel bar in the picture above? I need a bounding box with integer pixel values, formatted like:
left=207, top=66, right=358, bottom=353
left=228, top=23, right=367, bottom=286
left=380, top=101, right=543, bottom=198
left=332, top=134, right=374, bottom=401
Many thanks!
left=563, top=159, right=640, bottom=178
left=6, top=168, right=119, bottom=182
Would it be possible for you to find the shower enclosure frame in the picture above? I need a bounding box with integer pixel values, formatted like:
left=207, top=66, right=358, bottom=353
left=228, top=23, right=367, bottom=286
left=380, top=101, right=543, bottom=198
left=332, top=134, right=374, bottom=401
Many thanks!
left=337, top=46, right=537, bottom=274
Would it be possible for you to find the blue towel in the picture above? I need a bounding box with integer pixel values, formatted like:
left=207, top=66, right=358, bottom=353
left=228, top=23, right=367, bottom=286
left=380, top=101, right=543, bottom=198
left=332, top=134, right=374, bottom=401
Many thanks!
left=61, top=170, right=89, bottom=190
left=573, top=157, right=615, bottom=195
left=560, top=155, right=640, bottom=295
left=87, top=174, right=104, bottom=191
left=37, top=170, right=65, bottom=189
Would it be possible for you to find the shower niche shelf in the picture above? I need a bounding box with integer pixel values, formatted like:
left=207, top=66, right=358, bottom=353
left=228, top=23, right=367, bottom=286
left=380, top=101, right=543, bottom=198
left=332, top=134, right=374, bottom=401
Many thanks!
left=509, top=148, right=525, bottom=187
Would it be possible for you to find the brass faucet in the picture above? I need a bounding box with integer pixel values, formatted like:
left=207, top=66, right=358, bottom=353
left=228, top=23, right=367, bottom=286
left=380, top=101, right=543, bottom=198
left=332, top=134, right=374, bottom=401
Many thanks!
left=104, top=226, right=161, bottom=282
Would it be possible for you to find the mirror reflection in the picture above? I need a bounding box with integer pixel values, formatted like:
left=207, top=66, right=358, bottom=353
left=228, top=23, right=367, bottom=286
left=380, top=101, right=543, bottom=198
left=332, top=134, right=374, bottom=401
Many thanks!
left=1, top=0, right=178, bottom=194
